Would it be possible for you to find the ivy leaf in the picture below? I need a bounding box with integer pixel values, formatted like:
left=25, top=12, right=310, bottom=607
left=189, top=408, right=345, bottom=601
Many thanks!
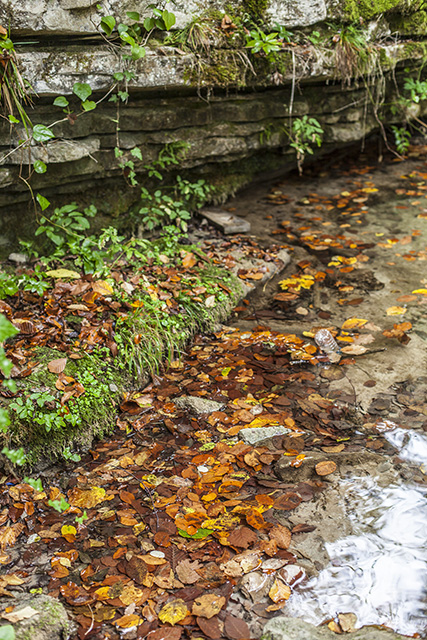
left=126, top=11, right=140, bottom=21
left=53, top=96, right=69, bottom=108
left=81, top=100, right=96, bottom=112
left=36, top=193, right=50, bottom=211
left=0, top=624, right=15, bottom=640
left=131, top=44, right=145, bottom=60
left=100, top=15, right=115, bottom=36
left=33, top=160, right=47, bottom=174
left=162, top=9, right=176, bottom=30
left=32, top=124, right=55, bottom=142
left=72, top=82, right=92, bottom=102
left=143, top=17, right=156, bottom=31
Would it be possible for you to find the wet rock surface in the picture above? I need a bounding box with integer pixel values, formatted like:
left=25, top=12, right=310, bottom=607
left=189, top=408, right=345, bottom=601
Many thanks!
left=0, top=594, right=70, bottom=640
left=264, top=617, right=413, bottom=640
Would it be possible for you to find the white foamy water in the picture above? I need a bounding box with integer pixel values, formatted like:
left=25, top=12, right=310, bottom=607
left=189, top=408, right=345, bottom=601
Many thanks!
left=286, top=429, right=427, bottom=635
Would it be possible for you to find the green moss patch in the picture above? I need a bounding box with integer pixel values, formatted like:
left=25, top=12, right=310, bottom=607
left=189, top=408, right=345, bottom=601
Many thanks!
left=2, top=262, right=243, bottom=466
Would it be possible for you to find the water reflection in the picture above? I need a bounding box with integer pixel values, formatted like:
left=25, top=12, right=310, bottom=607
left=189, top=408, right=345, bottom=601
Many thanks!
left=286, top=474, right=427, bottom=635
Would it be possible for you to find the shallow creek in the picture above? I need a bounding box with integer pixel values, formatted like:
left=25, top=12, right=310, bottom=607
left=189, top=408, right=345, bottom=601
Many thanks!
left=286, top=430, right=427, bottom=636
left=225, top=148, right=427, bottom=637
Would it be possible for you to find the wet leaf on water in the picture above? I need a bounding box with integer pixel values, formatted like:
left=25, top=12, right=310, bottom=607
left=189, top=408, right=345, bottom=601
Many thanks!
left=315, top=460, right=337, bottom=476
left=268, top=578, right=291, bottom=603
left=340, top=344, right=367, bottom=355
left=386, top=306, right=407, bottom=316
left=269, top=524, right=291, bottom=549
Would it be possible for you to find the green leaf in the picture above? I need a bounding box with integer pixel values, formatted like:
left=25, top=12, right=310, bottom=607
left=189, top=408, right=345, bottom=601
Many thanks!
left=0, top=624, right=15, bottom=640
left=23, top=477, right=43, bottom=492
left=144, top=17, right=156, bottom=31
left=33, top=124, right=55, bottom=143
left=131, top=44, right=145, bottom=60
left=53, top=96, right=69, bottom=108
left=162, top=9, right=176, bottom=31
left=113, top=72, right=124, bottom=82
left=2, top=447, right=26, bottom=466
left=33, top=160, right=47, bottom=174
left=130, top=147, right=143, bottom=160
left=36, top=193, right=50, bottom=211
left=119, top=30, right=134, bottom=45
left=72, top=82, right=92, bottom=102
left=0, top=315, right=19, bottom=343
left=8, top=115, right=19, bottom=124
left=177, top=528, right=213, bottom=539
left=126, top=11, right=140, bottom=21
left=100, top=15, right=116, bottom=36
left=81, top=100, right=96, bottom=112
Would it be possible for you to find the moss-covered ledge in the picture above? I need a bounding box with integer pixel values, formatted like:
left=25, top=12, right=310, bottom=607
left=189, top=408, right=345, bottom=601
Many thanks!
left=1, top=245, right=290, bottom=466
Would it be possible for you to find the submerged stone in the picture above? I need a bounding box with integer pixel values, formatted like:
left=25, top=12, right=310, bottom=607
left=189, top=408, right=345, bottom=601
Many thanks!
left=263, top=616, right=412, bottom=640
left=240, top=425, right=292, bottom=446
left=175, top=395, right=225, bottom=415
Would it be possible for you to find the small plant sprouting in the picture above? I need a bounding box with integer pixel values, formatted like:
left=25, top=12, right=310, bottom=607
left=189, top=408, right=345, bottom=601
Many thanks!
left=391, top=126, right=411, bottom=155
left=289, top=116, right=324, bottom=175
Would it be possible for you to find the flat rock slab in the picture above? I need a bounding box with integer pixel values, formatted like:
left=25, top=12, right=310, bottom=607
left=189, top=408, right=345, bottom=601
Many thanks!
left=175, top=395, right=225, bottom=415
left=240, top=425, right=292, bottom=446
left=263, top=617, right=412, bottom=640
left=0, top=594, right=70, bottom=640
left=201, top=209, right=251, bottom=234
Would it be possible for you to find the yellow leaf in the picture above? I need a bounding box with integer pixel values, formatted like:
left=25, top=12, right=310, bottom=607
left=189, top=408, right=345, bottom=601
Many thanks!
left=362, top=187, right=378, bottom=193
left=61, top=525, right=77, bottom=537
left=119, top=583, right=145, bottom=606
left=94, top=586, right=112, bottom=600
left=68, top=486, right=108, bottom=508
left=341, top=317, right=368, bottom=330
left=386, top=306, right=407, bottom=316
left=158, top=599, right=189, bottom=625
left=412, top=288, right=427, bottom=295
left=45, top=268, right=81, bottom=279
left=192, top=594, right=226, bottom=619
left=114, top=614, right=142, bottom=628
left=269, top=578, right=291, bottom=603
left=92, top=280, right=114, bottom=296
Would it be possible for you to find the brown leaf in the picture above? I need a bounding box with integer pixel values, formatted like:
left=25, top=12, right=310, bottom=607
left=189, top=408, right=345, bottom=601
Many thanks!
left=147, top=628, right=182, bottom=640
left=224, top=614, right=251, bottom=640
left=269, top=524, right=291, bottom=549
left=273, top=492, right=302, bottom=510
left=175, top=559, right=201, bottom=585
left=315, top=461, right=337, bottom=476
left=47, top=357, right=67, bottom=374
left=197, top=615, right=222, bottom=639
left=227, top=526, right=257, bottom=549
left=192, top=594, right=225, bottom=619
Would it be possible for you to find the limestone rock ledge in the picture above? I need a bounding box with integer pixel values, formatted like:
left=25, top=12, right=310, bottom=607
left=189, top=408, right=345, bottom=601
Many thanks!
left=0, top=0, right=427, bottom=252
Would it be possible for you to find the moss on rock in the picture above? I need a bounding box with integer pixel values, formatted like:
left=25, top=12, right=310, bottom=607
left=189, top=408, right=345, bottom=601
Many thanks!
left=343, top=0, right=421, bottom=22
left=388, top=9, right=427, bottom=34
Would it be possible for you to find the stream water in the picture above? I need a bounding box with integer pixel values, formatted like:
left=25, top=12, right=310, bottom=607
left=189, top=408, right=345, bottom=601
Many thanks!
left=284, top=428, right=427, bottom=636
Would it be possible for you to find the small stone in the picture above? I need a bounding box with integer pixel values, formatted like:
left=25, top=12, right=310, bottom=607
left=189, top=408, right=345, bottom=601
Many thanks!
left=200, top=209, right=251, bottom=235
left=175, top=395, right=225, bottom=415
left=109, top=383, right=119, bottom=393
left=8, top=252, right=28, bottom=264
left=240, top=426, right=292, bottom=447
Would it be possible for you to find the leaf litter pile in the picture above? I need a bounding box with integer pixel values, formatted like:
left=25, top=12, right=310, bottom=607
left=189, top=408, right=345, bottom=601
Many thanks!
left=1, top=150, right=427, bottom=639
left=0, top=320, right=370, bottom=640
